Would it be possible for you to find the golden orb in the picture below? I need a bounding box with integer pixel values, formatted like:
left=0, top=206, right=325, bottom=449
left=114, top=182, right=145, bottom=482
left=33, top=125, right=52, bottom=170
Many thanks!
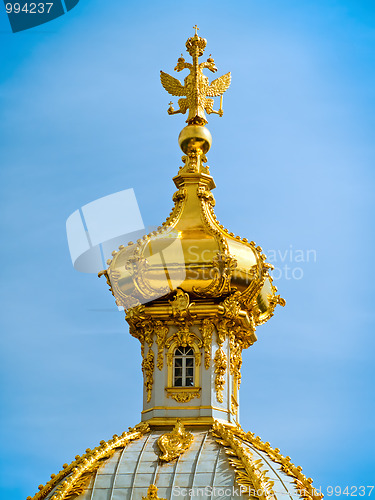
left=178, top=124, right=212, bottom=154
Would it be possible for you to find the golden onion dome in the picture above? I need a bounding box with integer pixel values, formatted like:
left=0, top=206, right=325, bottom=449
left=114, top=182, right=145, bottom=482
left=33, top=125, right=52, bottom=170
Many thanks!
left=103, top=123, right=284, bottom=331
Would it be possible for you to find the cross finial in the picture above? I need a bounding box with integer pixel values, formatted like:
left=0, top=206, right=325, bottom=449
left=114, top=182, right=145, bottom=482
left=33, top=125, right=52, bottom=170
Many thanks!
left=193, top=25, right=199, bottom=35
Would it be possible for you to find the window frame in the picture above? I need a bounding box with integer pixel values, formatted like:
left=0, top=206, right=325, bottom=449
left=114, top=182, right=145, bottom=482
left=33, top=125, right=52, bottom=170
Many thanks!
left=166, top=339, right=201, bottom=390
left=173, top=345, right=195, bottom=387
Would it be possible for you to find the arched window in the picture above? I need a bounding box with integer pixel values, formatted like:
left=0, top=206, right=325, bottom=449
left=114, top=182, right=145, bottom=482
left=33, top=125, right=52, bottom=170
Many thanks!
left=173, top=346, right=195, bottom=387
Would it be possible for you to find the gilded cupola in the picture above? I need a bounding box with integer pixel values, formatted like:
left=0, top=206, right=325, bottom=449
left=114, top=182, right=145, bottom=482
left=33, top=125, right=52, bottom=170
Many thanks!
left=101, top=28, right=285, bottom=364
left=28, top=28, right=323, bottom=500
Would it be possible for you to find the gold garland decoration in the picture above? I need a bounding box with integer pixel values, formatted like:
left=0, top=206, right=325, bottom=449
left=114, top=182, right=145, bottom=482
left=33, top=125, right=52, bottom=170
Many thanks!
left=142, top=348, right=155, bottom=402
left=231, top=426, right=323, bottom=500
left=27, top=423, right=150, bottom=500
left=212, top=421, right=275, bottom=500
left=214, top=347, right=227, bottom=403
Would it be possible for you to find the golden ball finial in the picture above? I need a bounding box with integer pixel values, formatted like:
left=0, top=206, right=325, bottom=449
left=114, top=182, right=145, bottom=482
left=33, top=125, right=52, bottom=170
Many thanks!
left=178, top=125, right=212, bottom=154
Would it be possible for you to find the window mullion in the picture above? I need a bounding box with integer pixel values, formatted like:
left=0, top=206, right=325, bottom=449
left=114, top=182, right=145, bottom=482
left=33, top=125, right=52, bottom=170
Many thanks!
left=182, top=355, right=186, bottom=386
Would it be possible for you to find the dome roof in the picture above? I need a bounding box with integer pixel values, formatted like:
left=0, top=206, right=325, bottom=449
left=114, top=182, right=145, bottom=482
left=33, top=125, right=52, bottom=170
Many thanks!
left=30, top=422, right=320, bottom=500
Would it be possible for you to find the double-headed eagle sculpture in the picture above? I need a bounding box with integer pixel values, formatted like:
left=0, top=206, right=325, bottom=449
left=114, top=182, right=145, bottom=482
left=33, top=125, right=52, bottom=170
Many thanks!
left=160, top=26, right=231, bottom=125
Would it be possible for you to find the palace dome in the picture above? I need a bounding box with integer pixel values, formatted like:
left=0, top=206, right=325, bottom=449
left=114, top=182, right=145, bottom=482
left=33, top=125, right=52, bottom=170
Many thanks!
left=31, top=423, right=318, bottom=500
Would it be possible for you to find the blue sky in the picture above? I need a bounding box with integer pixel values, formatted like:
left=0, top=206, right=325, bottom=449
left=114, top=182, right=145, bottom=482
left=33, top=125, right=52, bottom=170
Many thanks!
left=0, top=0, right=374, bottom=498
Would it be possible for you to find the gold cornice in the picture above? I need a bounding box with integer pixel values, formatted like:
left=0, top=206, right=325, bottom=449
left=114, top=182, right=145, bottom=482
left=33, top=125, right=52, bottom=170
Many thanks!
left=141, top=416, right=236, bottom=427
left=141, top=405, right=229, bottom=414
left=27, top=423, right=150, bottom=500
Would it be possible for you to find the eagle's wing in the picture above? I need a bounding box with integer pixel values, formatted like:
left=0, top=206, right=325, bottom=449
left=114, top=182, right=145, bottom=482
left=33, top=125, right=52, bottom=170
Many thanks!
left=160, top=71, right=186, bottom=96
left=206, top=72, right=231, bottom=97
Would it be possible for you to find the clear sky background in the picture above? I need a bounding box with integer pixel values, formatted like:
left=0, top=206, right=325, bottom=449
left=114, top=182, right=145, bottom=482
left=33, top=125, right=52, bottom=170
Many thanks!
left=1, top=1, right=374, bottom=498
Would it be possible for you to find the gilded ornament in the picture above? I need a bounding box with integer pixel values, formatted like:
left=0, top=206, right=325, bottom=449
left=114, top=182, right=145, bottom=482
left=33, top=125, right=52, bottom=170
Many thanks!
left=29, top=424, right=150, bottom=500
left=172, top=187, right=187, bottom=202
left=142, top=349, right=155, bottom=403
left=213, top=421, right=275, bottom=500
left=161, top=26, right=231, bottom=125
left=229, top=332, right=243, bottom=389
left=143, top=321, right=154, bottom=349
left=214, top=347, right=227, bottom=403
left=219, top=291, right=242, bottom=319
left=166, top=389, right=201, bottom=403
left=232, top=426, right=323, bottom=500
left=231, top=395, right=239, bottom=416
left=125, top=253, right=169, bottom=301
left=142, top=484, right=167, bottom=500
left=126, top=304, right=149, bottom=325
left=193, top=251, right=237, bottom=297
left=216, top=318, right=229, bottom=346
left=155, top=321, right=169, bottom=370
left=180, top=151, right=209, bottom=174
left=199, top=318, right=214, bottom=368
left=157, top=420, right=193, bottom=461
left=197, top=185, right=215, bottom=206
left=169, top=288, right=195, bottom=320
left=100, top=268, right=140, bottom=310
left=166, top=322, right=203, bottom=352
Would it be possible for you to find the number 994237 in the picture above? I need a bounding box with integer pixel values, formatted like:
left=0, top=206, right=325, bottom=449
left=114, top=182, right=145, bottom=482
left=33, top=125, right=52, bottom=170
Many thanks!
left=6, top=3, right=54, bottom=14
left=327, top=487, right=374, bottom=496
